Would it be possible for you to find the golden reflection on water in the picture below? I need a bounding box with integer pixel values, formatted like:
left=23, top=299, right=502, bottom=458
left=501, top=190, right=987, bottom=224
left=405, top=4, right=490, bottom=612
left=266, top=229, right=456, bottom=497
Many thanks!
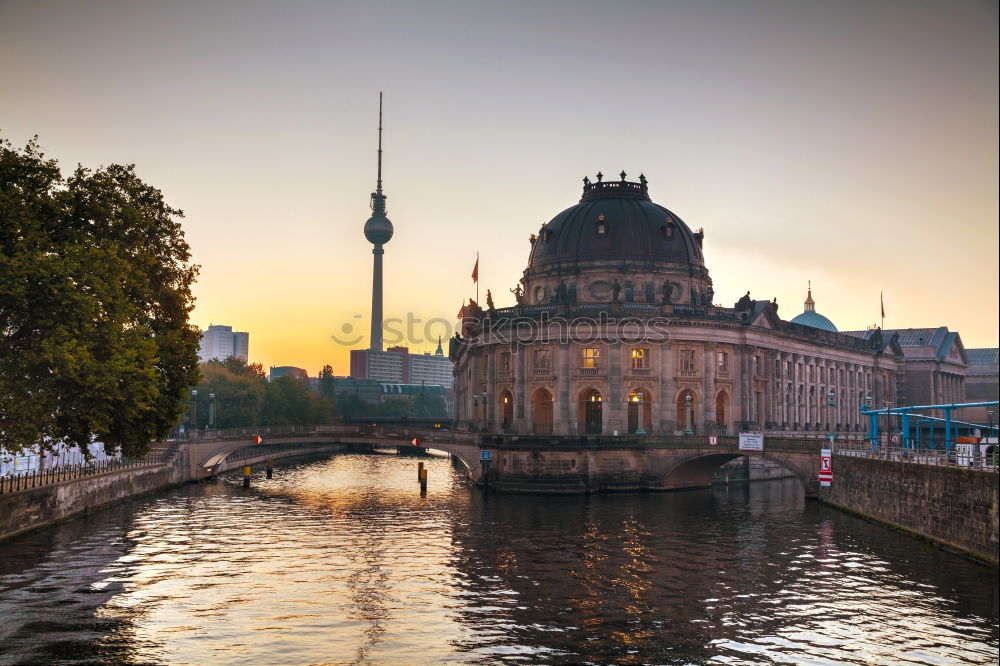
left=0, top=452, right=996, bottom=665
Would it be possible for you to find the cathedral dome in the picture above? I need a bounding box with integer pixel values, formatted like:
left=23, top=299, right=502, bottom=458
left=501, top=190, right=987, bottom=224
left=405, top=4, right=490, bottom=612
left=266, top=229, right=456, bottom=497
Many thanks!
left=526, top=173, right=705, bottom=272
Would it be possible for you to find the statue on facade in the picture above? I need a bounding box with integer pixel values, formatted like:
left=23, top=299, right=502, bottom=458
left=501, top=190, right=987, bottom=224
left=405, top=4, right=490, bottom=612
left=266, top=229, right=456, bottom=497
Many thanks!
left=661, top=280, right=674, bottom=303
left=736, top=291, right=752, bottom=311
left=556, top=281, right=568, bottom=305
left=771, top=297, right=778, bottom=313
left=612, top=279, right=622, bottom=303
left=510, top=284, right=524, bottom=305
left=486, top=289, right=495, bottom=312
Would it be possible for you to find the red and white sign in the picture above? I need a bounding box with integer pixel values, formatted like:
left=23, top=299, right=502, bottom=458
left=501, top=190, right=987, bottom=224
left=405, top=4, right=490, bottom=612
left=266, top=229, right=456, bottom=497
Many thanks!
left=708, top=436, right=718, bottom=446
left=818, top=448, right=833, bottom=486
left=254, top=435, right=263, bottom=445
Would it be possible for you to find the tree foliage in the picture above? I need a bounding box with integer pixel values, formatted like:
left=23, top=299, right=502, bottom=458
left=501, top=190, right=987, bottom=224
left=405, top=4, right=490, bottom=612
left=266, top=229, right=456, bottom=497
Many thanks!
left=0, top=137, right=201, bottom=457
left=189, top=358, right=336, bottom=429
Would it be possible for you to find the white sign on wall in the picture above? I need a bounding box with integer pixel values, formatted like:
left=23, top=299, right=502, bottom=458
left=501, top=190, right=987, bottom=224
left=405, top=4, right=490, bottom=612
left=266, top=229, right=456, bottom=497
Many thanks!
left=738, top=432, right=765, bottom=451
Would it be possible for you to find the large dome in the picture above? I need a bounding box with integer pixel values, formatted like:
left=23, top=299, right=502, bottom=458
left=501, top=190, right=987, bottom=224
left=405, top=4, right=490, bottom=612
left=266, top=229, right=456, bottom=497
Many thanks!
left=526, top=174, right=704, bottom=271
left=519, top=173, right=713, bottom=307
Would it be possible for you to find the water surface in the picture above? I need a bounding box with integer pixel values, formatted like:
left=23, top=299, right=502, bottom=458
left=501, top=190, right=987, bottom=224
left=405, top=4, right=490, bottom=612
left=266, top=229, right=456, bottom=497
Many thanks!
left=0, top=452, right=996, bottom=664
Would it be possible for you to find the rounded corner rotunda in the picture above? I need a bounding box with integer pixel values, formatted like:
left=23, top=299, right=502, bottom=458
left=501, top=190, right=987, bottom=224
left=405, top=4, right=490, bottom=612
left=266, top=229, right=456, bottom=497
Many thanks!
left=450, top=173, right=899, bottom=444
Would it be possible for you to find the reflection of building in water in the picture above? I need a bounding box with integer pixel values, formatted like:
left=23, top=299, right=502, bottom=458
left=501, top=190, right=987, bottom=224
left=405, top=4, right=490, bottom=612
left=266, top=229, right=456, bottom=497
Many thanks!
left=451, top=173, right=904, bottom=435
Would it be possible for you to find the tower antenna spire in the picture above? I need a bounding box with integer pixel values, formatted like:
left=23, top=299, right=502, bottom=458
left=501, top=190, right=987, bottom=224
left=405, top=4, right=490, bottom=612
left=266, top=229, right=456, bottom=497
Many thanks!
left=376, top=91, right=383, bottom=196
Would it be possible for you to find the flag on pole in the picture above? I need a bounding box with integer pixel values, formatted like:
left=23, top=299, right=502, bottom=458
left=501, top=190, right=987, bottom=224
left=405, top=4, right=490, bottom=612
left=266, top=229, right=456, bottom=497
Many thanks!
left=880, top=291, right=885, bottom=319
left=471, top=254, right=479, bottom=283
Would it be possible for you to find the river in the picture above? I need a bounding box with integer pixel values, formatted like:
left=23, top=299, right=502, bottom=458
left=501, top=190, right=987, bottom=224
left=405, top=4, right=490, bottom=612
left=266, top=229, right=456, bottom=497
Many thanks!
left=0, top=452, right=996, bottom=665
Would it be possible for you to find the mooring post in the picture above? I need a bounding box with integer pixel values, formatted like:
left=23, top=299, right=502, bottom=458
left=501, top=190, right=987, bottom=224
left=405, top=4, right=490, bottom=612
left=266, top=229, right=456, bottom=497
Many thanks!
left=419, top=467, right=427, bottom=493
left=417, top=461, right=424, bottom=482
left=266, top=460, right=273, bottom=479
left=242, top=466, right=251, bottom=488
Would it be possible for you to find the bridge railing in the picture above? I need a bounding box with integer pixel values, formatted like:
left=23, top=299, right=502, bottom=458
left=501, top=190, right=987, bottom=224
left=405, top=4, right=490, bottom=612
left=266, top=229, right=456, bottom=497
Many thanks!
left=835, top=441, right=999, bottom=471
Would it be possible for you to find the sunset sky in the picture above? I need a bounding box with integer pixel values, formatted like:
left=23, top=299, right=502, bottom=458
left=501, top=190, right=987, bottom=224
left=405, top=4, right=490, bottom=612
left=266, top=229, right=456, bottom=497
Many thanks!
left=2, top=0, right=997, bottom=374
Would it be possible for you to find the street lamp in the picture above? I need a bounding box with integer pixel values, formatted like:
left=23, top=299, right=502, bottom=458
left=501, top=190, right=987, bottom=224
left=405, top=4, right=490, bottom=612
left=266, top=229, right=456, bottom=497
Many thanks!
left=190, top=389, right=198, bottom=429
left=826, top=389, right=836, bottom=445
left=208, top=392, right=216, bottom=430
left=684, top=393, right=693, bottom=435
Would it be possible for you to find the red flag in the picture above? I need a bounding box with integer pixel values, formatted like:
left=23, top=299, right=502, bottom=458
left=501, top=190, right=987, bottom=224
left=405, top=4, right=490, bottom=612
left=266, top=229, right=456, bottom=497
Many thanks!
left=880, top=291, right=885, bottom=319
left=471, top=254, right=479, bottom=283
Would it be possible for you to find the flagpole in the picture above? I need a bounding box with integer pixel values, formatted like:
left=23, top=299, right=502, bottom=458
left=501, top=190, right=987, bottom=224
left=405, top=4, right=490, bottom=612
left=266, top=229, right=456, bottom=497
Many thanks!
left=476, top=252, right=480, bottom=304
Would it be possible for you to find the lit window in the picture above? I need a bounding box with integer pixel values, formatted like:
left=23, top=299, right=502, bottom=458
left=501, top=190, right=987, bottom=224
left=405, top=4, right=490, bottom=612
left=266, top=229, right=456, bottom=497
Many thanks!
left=631, top=348, right=648, bottom=369
left=582, top=348, right=600, bottom=369
left=717, top=351, right=729, bottom=373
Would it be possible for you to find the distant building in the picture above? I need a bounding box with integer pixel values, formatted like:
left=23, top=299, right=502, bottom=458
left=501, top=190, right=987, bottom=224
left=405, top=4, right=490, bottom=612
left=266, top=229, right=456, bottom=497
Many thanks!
left=409, top=338, right=454, bottom=388
left=844, top=327, right=967, bottom=410
left=269, top=366, right=309, bottom=381
left=199, top=325, right=249, bottom=363
left=963, top=348, right=999, bottom=425
left=351, top=345, right=410, bottom=383
left=349, top=341, right=454, bottom=388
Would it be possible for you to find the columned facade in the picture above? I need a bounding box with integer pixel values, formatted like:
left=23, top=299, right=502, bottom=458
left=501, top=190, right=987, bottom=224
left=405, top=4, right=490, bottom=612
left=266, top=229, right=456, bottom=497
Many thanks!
left=451, top=175, right=902, bottom=435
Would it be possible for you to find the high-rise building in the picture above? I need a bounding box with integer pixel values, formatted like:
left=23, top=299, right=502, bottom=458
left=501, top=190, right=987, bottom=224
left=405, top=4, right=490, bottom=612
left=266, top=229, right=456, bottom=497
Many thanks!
left=350, top=341, right=454, bottom=388
left=199, top=325, right=249, bottom=363
left=409, top=338, right=453, bottom=388
left=351, top=346, right=409, bottom=383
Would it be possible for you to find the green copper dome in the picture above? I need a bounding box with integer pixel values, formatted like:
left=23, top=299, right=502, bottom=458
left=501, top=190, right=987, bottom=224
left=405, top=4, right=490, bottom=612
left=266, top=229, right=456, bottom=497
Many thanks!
left=790, top=310, right=838, bottom=332
left=790, top=283, right=837, bottom=332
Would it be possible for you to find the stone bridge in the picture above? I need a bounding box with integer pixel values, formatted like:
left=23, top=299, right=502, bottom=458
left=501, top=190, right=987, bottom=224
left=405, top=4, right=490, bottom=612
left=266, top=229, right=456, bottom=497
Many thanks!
left=486, top=434, right=825, bottom=495
left=183, top=424, right=486, bottom=481
left=182, top=426, right=827, bottom=495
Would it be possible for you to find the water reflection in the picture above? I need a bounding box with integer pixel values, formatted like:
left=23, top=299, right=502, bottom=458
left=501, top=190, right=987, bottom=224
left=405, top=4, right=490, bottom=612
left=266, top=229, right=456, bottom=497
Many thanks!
left=0, top=452, right=996, bottom=665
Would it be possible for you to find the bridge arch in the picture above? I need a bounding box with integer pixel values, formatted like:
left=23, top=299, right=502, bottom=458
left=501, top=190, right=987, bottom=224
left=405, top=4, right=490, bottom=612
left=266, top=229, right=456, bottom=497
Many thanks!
left=657, top=451, right=817, bottom=497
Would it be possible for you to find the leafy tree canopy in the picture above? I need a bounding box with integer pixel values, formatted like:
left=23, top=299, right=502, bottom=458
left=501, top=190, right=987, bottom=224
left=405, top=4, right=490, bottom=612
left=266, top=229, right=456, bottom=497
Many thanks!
left=0, top=136, right=201, bottom=457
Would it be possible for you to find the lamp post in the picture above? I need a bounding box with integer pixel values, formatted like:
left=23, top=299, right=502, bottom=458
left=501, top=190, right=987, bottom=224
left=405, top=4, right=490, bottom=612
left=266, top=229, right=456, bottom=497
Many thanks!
left=684, top=393, right=693, bottom=435
left=190, top=389, right=198, bottom=430
left=826, top=389, right=836, bottom=446
left=482, top=390, right=488, bottom=431
left=208, top=393, right=216, bottom=430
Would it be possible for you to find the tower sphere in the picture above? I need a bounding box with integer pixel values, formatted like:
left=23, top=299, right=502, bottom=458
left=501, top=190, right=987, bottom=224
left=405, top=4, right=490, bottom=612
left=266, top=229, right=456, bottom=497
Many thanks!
left=364, top=214, right=393, bottom=245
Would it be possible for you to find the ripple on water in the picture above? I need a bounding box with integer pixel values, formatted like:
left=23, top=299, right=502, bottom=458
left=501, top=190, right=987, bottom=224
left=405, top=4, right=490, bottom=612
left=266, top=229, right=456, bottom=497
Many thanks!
left=0, top=455, right=997, bottom=666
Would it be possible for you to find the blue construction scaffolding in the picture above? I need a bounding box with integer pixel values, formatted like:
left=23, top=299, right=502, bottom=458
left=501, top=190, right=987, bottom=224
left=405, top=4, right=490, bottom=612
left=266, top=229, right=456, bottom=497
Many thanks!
left=859, top=399, right=999, bottom=452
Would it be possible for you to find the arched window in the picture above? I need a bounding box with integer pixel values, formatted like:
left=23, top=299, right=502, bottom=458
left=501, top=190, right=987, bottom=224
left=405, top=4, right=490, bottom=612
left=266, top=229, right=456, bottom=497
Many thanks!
left=532, top=388, right=553, bottom=435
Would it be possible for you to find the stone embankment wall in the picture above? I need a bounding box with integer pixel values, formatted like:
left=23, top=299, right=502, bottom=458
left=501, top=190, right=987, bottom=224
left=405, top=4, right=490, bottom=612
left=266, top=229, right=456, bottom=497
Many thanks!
left=0, top=449, right=190, bottom=543
left=821, top=456, right=999, bottom=565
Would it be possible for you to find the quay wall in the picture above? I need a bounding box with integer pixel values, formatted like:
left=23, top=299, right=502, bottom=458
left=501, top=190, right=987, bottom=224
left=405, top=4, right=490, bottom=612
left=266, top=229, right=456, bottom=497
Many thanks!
left=0, top=444, right=343, bottom=543
left=820, top=456, right=999, bottom=565
left=0, top=452, right=189, bottom=543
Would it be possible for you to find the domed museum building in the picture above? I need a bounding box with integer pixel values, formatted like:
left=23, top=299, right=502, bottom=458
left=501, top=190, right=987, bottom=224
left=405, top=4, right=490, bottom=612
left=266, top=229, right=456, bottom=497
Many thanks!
left=451, top=173, right=902, bottom=437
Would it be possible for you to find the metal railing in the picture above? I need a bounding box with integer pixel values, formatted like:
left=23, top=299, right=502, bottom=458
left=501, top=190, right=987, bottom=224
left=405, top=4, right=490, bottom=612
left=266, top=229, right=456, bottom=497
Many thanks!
left=834, top=441, right=999, bottom=472
left=0, top=443, right=180, bottom=495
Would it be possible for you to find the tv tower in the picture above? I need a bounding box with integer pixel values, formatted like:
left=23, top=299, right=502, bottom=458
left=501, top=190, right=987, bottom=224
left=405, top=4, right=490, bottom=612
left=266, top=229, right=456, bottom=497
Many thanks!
left=363, top=92, right=393, bottom=351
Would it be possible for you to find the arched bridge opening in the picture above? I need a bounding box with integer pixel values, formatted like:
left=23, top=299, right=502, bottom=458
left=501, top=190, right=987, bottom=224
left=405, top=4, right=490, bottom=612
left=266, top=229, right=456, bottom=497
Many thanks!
left=659, top=452, right=817, bottom=497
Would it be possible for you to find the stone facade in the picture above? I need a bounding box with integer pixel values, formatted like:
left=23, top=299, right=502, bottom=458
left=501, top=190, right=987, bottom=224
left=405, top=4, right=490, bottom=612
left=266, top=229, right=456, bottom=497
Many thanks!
left=451, top=175, right=901, bottom=437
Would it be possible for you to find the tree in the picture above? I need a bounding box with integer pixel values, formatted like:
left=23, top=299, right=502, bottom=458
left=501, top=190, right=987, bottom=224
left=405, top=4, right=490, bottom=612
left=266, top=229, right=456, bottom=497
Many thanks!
left=260, top=376, right=334, bottom=426
left=318, top=364, right=336, bottom=400
left=0, top=137, right=200, bottom=457
left=193, top=360, right=265, bottom=429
